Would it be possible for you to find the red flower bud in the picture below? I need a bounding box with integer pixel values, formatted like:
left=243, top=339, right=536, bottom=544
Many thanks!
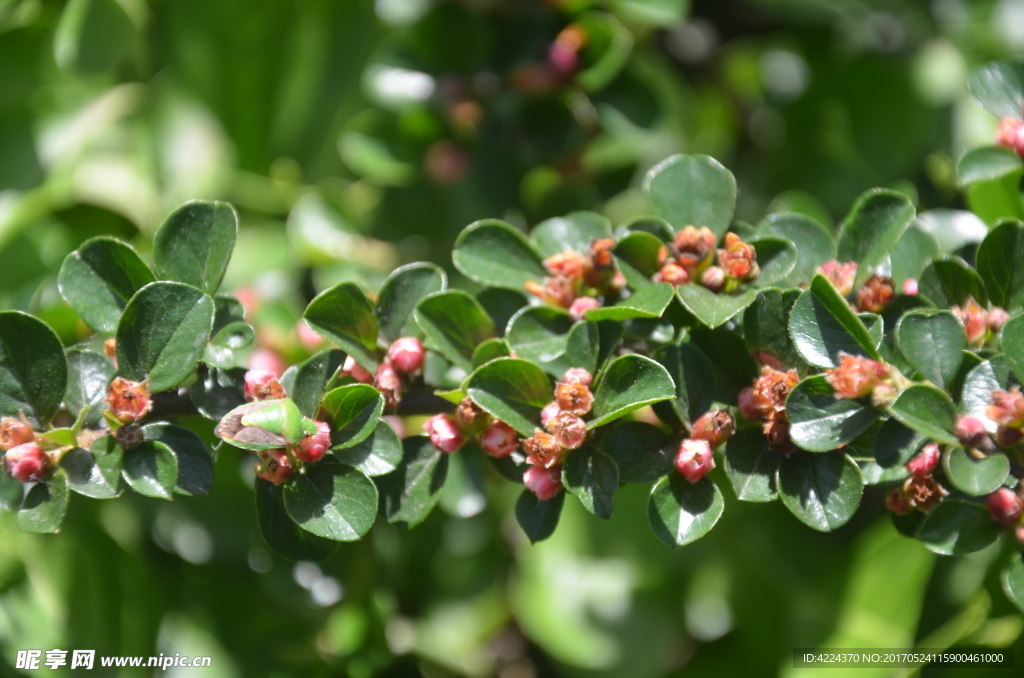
left=244, top=370, right=286, bottom=402
left=655, top=262, right=689, bottom=287
left=986, top=487, right=1024, bottom=527
left=826, top=353, right=888, bottom=399
left=543, top=250, right=589, bottom=282
left=568, top=296, right=600, bottom=322
left=0, top=417, right=34, bottom=450
left=955, top=415, right=989, bottom=448
left=256, top=449, right=293, bottom=484
left=295, top=421, right=330, bottom=463
left=388, top=337, right=425, bottom=374
left=996, top=116, right=1024, bottom=155
left=3, top=442, right=49, bottom=482
left=700, top=266, right=726, bottom=292
left=562, top=367, right=593, bottom=386
left=738, top=387, right=761, bottom=422
left=106, top=377, right=153, bottom=423
left=342, top=355, right=373, bottom=384
left=690, top=410, right=736, bottom=448
left=952, top=297, right=988, bottom=346
left=988, top=387, right=1024, bottom=428
left=718, top=233, right=758, bottom=281
left=901, top=278, right=918, bottom=296
left=423, top=414, right=463, bottom=454
left=540, top=401, right=561, bottom=428
left=816, top=261, right=858, bottom=296
left=555, top=382, right=593, bottom=416
left=856, top=275, right=894, bottom=313
left=546, top=412, right=587, bottom=450
left=673, top=226, right=717, bottom=270
left=375, top=362, right=402, bottom=409
left=987, top=307, right=1010, bottom=333
left=590, top=238, right=616, bottom=270
left=481, top=421, right=519, bottom=458
left=675, top=438, right=715, bottom=483
left=523, top=464, right=564, bottom=501
left=886, top=487, right=913, bottom=514
left=523, top=430, right=563, bottom=468
left=905, top=443, right=940, bottom=476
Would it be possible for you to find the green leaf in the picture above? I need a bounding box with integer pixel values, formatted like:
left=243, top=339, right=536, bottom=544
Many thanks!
left=319, top=384, right=384, bottom=450
left=530, top=211, right=612, bottom=257
left=590, top=354, right=675, bottom=427
left=647, top=475, right=724, bottom=548
left=584, top=283, right=674, bottom=321
left=515, top=489, right=564, bottom=544
left=918, top=500, right=1002, bottom=555
left=918, top=258, right=989, bottom=307
left=968, top=60, right=1024, bottom=119
left=777, top=451, right=863, bottom=532
left=598, top=421, right=672, bottom=483
left=890, top=224, right=940, bottom=287
left=613, top=231, right=665, bottom=288
left=465, top=358, right=552, bottom=436
left=723, top=429, right=780, bottom=502
left=888, top=384, right=960, bottom=445
left=676, top=285, right=758, bottom=329
left=0, top=470, right=22, bottom=511
left=786, top=376, right=880, bottom=453
left=957, top=146, right=1024, bottom=186
left=836, top=189, right=915, bottom=284
left=57, top=236, right=156, bottom=333
left=562, top=448, right=619, bottom=519
left=977, top=220, right=1024, bottom=310
left=1002, top=314, right=1024, bottom=383
left=115, top=282, right=215, bottom=392
left=751, top=237, right=798, bottom=287
left=283, top=462, right=377, bottom=541
left=477, top=288, right=529, bottom=338
left=64, top=349, right=114, bottom=425
left=303, top=282, right=379, bottom=372
left=17, top=472, right=69, bottom=534
left=943, top=448, right=1010, bottom=496
left=643, top=154, right=737, bottom=238
left=789, top=274, right=880, bottom=367
left=873, top=418, right=925, bottom=469
left=967, top=169, right=1024, bottom=226
left=651, top=341, right=714, bottom=428
left=618, top=215, right=674, bottom=240
left=375, top=262, right=446, bottom=343
left=189, top=367, right=246, bottom=420
left=0, top=311, right=67, bottom=426
left=472, top=338, right=510, bottom=367
left=760, top=212, right=835, bottom=286
left=60, top=436, right=123, bottom=499
left=505, top=306, right=573, bottom=367
left=122, top=440, right=178, bottom=500
left=414, top=290, right=496, bottom=372
left=960, top=360, right=1006, bottom=422
left=895, top=310, right=966, bottom=389
left=333, top=420, right=403, bottom=477
left=284, top=349, right=347, bottom=419
left=142, top=423, right=213, bottom=496
left=452, top=219, right=546, bottom=291
left=153, top=201, right=238, bottom=295
left=255, top=479, right=339, bottom=561
left=378, top=436, right=450, bottom=528
left=1002, top=554, right=1024, bottom=615
left=743, top=289, right=803, bottom=369
left=203, top=321, right=255, bottom=369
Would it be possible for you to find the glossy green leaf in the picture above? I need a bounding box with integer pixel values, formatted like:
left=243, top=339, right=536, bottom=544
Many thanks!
left=836, top=189, right=915, bottom=284
left=1002, top=314, right=1024, bottom=383
left=153, top=201, right=238, bottom=295
left=918, top=500, right=1002, bottom=555
left=465, top=358, right=552, bottom=436
left=1002, top=554, right=1024, bottom=614
left=452, top=219, right=546, bottom=291
left=918, top=258, right=988, bottom=307
left=562, top=448, right=619, bottom=519
left=477, top=288, right=528, bottom=338
left=283, top=462, right=377, bottom=541
left=647, top=475, right=724, bottom=548
left=57, top=236, right=155, bottom=333
left=284, top=349, right=347, bottom=419
left=943, top=447, right=1010, bottom=496
left=472, top=338, right=510, bottom=367
left=977, top=220, right=1024, bottom=309
left=598, top=421, right=672, bottom=483
left=760, top=212, right=835, bottom=286
left=122, top=440, right=178, bottom=500
left=333, top=420, right=403, bottom=477
left=255, top=479, right=339, bottom=561
left=414, top=290, right=496, bottom=372
left=17, top=471, right=69, bottom=534
left=0, top=311, right=67, bottom=426
left=618, top=215, right=674, bottom=241
left=530, top=211, right=612, bottom=257
left=189, top=367, right=246, bottom=420
left=515, top=489, right=564, bottom=544
left=203, top=321, right=255, bottom=369
left=888, top=384, right=960, bottom=445
left=115, top=282, right=214, bottom=392
left=143, top=423, right=213, bottom=496
left=723, top=429, right=780, bottom=502
left=777, top=451, right=863, bottom=532
left=375, top=262, right=446, bottom=343
left=959, top=360, right=1005, bottom=423
left=895, top=310, right=966, bottom=389
left=743, top=289, right=803, bottom=369
left=303, top=282, right=379, bottom=372
left=505, top=306, right=573, bottom=366
left=750, top=237, right=797, bottom=287
left=676, top=285, right=757, bottom=329
left=0, top=472, right=22, bottom=512
left=789, top=274, right=880, bottom=367
left=64, top=349, right=114, bottom=425
left=652, top=341, right=714, bottom=428
left=786, top=376, right=880, bottom=453
left=873, top=418, right=925, bottom=469
left=59, top=443, right=123, bottom=500
left=378, top=436, right=450, bottom=529
left=967, top=60, right=1024, bottom=119
left=890, top=224, right=940, bottom=287
left=643, top=154, right=737, bottom=238
left=957, top=146, right=1024, bottom=186
left=613, top=231, right=665, bottom=288
left=585, top=283, right=674, bottom=321
left=319, top=384, right=384, bottom=450
left=590, top=354, right=675, bottom=427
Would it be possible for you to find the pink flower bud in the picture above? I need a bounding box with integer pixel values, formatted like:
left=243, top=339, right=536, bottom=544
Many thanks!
left=298, top=321, right=325, bottom=348
left=562, top=367, right=593, bottom=386
left=568, top=296, right=600, bottom=322
left=540, top=401, right=561, bottom=428
left=955, top=415, right=989, bottom=448
left=244, top=370, right=285, bottom=402
left=655, top=262, right=689, bottom=286
left=387, top=337, right=426, bottom=374
left=248, top=348, right=286, bottom=377
left=522, top=430, right=563, bottom=468
left=719, top=233, right=759, bottom=281
left=106, top=377, right=153, bottom=423
left=523, top=464, right=564, bottom=501
left=524, top=276, right=576, bottom=308
left=342, top=355, right=373, bottom=384
left=3, top=442, right=49, bottom=482
left=701, top=266, right=726, bottom=292
left=546, top=412, right=587, bottom=450
left=825, top=353, right=888, bottom=399
left=256, top=449, right=293, bottom=484
left=986, top=487, right=1024, bottom=527
left=690, top=410, right=736, bottom=448
left=996, top=116, right=1024, bottom=155
left=886, top=487, right=913, bottom=515
left=554, top=382, right=593, bottom=416
left=481, top=421, right=519, bottom=458
left=988, top=387, right=1024, bottom=428
left=423, top=414, right=463, bottom=453
left=0, top=417, right=34, bottom=450
left=987, top=307, right=1010, bottom=333
left=817, top=261, right=858, bottom=296
left=375, top=362, right=403, bottom=409
left=902, top=279, right=918, bottom=296
left=548, top=40, right=579, bottom=76
left=905, top=443, right=940, bottom=477
left=544, top=250, right=589, bottom=281
left=674, top=226, right=717, bottom=270
left=675, top=438, right=715, bottom=483
left=1017, top=525, right=1024, bottom=548
left=738, top=387, right=760, bottom=422
left=295, top=421, right=331, bottom=463
left=952, top=297, right=988, bottom=345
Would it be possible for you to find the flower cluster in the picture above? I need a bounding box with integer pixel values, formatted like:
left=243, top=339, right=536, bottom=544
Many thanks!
left=887, top=443, right=947, bottom=514
left=653, top=228, right=758, bottom=291
left=0, top=418, right=48, bottom=483
left=674, top=410, right=736, bottom=483
left=988, top=386, right=1024, bottom=448
left=825, top=353, right=896, bottom=406
left=525, top=241, right=624, bottom=319
left=340, top=336, right=426, bottom=409
left=739, top=366, right=800, bottom=452
left=951, top=297, right=1009, bottom=347
left=815, top=261, right=897, bottom=314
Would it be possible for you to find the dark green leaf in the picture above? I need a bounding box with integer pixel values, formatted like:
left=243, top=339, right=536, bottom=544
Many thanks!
left=153, top=201, right=238, bottom=295
left=613, top=231, right=665, bottom=288
left=760, top=212, right=835, bottom=286
left=599, top=421, right=672, bottom=483
left=618, top=215, right=674, bottom=241
left=873, top=418, right=925, bottom=469
left=562, top=448, right=619, bottom=519
left=303, top=282, right=379, bottom=372
left=476, top=288, right=528, bottom=338
left=918, top=500, right=1002, bottom=555
left=439, top=449, right=487, bottom=518
left=283, top=462, right=377, bottom=541
left=967, top=170, right=1024, bottom=226
left=647, top=475, right=724, bottom=548
left=777, top=451, right=863, bottom=532
left=723, top=429, right=780, bottom=502
left=895, top=310, right=967, bottom=389
left=60, top=437, right=123, bottom=499
left=676, top=285, right=758, bottom=329
left=960, top=361, right=1005, bottom=424
left=472, top=338, right=510, bottom=367
left=786, top=376, right=880, bottom=452
left=751, top=237, right=798, bottom=287
left=652, top=341, right=714, bottom=428
left=590, top=354, right=675, bottom=427
left=122, top=440, right=178, bottom=500
left=17, top=471, right=69, bottom=534
left=285, top=349, right=347, bottom=419
left=957, top=146, right=1024, bottom=186
left=64, top=349, right=114, bottom=425
left=452, top=219, right=546, bottom=291
left=375, top=262, right=446, bottom=343
left=836, top=189, right=915, bottom=285
left=918, top=258, right=989, bottom=307
left=585, top=283, right=674, bottom=321
left=0, top=311, right=67, bottom=426
left=1003, top=313, right=1024, bottom=383
left=378, top=436, right=449, bottom=528
left=743, top=289, right=803, bottom=369
left=789, top=274, right=881, bottom=367
left=203, top=321, right=255, bottom=369
left=465, top=358, right=552, bottom=436
left=333, top=420, right=403, bottom=477
left=255, top=479, right=339, bottom=561
left=530, top=211, right=612, bottom=257
left=319, top=384, right=384, bottom=450
left=515, top=489, right=564, bottom=543
left=57, top=236, right=155, bottom=333
left=943, top=447, right=1010, bottom=496
left=488, top=449, right=531, bottom=483
left=505, top=306, right=573, bottom=368
left=189, top=367, right=246, bottom=420
left=142, top=423, right=213, bottom=496
left=643, top=154, right=737, bottom=238
left=888, top=384, right=960, bottom=445
left=890, top=225, right=940, bottom=287
left=977, top=220, right=1024, bottom=310
left=1002, top=553, right=1024, bottom=614
left=414, top=290, right=496, bottom=372
left=967, top=60, right=1024, bottom=119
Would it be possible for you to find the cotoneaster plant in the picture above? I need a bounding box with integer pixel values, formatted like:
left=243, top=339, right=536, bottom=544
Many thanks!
left=3, top=61, right=1024, bottom=616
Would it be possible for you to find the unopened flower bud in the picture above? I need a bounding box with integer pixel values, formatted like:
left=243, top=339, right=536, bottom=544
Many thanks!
left=0, top=417, right=34, bottom=450
left=955, top=415, right=989, bottom=448
left=986, top=487, right=1024, bottom=527
left=540, top=401, right=561, bottom=428
left=546, top=412, right=587, bottom=450
left=826, top=353, right=888, bottom=399
left=525, top=276, right=576, bottom=308
left=817, top=261, right=858, bottom=296
left=562, top=367, right=593, bottom=386
left=675, top=438, right=715, bottom=483
left=256, top=449, right=293, bottom=484
left=342, top=355, right=373, bottom=384
left=902, top=473, right=947, bottom=511
left=701, top=266, right=726, bottom=292
left=856, top=275, right=894, bottom=313
left=996, top=116, right=1024, bottom=156
left=388, top=337, right=426, bottom=374
left=555, top=382, right=593, bottom=416
left=548, top=40, right=579, bottom=76
left=544, top=250, right=588, bottom=281
left=244, top=369, right=285, bottom=402
left=104, top=337, right=117, bottom=360
left=995, top=425, right=1024, bottom=448
left=905, top=443, right=940, bottom=476
left=423, top=414, right=463, bottom=454
left=3, top=442, right=49, bottom=482
left=673, top=226, right=717, bottom=270
left=655, top=262, right=690, bottom=287
left=1017, top=525, right=1024, bottom=548
left=752, top=366, right=800, bottom=418
left=295, top=421, right=330, bottom=463
left=738, top=387, right=761, bottom=422
left=902, top=278, right=918, bottom=296
left=523, top=430, right=563, bottom=468
left=719, top=233, right=759, bottom=281
left=106, top=377, right=152, bottom=423
left=988, top=387, right=1024, bottom=428
left=886, top=487, right=913, bottom=514
left=952, top=297, right=988, bottom=345
left=590, top=238, right=616, bottom=270
left=523, top=464, right=564, bottom=501
left=690, top=410, right=736, bottom=448
left=375, top=362, right=403, bottom=409
left=568, top=296, right=600, bottom=322
left=987, top=307, right=1010, bottom=333
left=481, top=421, right=519, bottom=458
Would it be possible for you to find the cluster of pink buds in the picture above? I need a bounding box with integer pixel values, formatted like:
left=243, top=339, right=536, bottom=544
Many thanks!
left=986, top=487, right=1024, bottom=528
left=340, top=336, right=426, bottom=410
left=106, top=377, right=153, bottom=423
left=825, top=353, right=896, bottom=406
left=295, top=420, right=331, bottom=463
left=988, top=386, right=1024, bottom=448
left=739, top=366, right=800, bottom=452
left=244, top=370, right=285, bottom=402
left=996, top=116, right=1024, bottom=157
left=951, top=297, right=1009, bottom=347
left=1, top=417, right=49, bottom=483
left=856, top=275, right=894, bottom=313
left=249, top=421, right=333, bottom=485
left=815, top=261, right=897, bottom=313
left=524, top=240, right=624, bottom=315
left=653, top=228, right=759, bottom=292
left=887, top=443, right=948, bottom=514
left=674, top=410, right=736, bottom=483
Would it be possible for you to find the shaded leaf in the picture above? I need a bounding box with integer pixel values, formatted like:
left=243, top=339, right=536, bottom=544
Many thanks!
left=122, top=440, right=178, bottom=500
left=60, top=437, right=123, bottom=499
left=57, top=236, right=155, bottom=333
left=647, top=475, right=724, bottom=547
left=836, top=189, right=915, bottom=285
left=976, top=219, right=1024, bottom=310
left=918, top=258, right=988, bottom=307
left=515, top=489, right=564, bottom=544
left=895, top=310, right=966, bottom=389
left=465, top=358, right=552, bottom=436
left=64, top=349, right=114, bottom=425
left=777, top=451, right=863, bottom=532
left=888, top=384, right=960, bottom=445
left=789, top=274, right=880, bottom=368
left=375, top=262, right=446, bottom=343
left=918, top=499, right=1002, bottom=555
left=652, top=341, right=714, bottom=428
left=590, top=354, right=675, bottom=427
left=414, top=290, right=496, bottom=372
left=283, top=462, right=377, bottom=541
left=143, top=423, right=213, bottom=496
left=378, top=436, right=449, bottom=528
left=319, top=384, right=384, bottom=450
left=255, top=479, right=339, bottom=561
left=17, top=471, right=69, bottom=534
left=303, top=282, right=379, bottom=372
left=599, top=421, right=672, bottom=483
left=743, top=288, right=803, bottom=369
left=760, top=212, right=835, bottom=286
left=562, top=448, right=619, bottom=519
left=333, top=420, right=403, bottom=477
left=723, top=429, right=780, bottom=502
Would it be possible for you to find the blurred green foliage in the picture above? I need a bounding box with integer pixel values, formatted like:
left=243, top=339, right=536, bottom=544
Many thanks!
left=2, top=0, right=1024, bottom=675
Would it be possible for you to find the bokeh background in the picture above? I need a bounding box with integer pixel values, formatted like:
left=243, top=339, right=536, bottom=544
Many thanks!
left=2, top=0, right=1024, bottom=676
